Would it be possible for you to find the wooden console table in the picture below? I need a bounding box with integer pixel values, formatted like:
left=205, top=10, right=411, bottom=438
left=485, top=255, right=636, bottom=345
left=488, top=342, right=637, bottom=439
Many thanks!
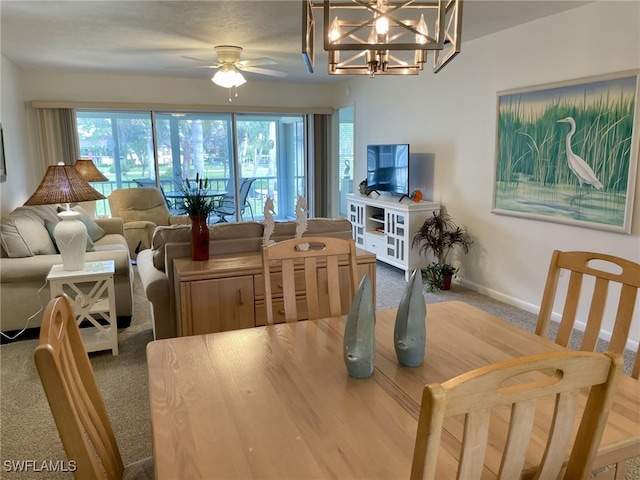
left=174, top=249, right=377, bottom=336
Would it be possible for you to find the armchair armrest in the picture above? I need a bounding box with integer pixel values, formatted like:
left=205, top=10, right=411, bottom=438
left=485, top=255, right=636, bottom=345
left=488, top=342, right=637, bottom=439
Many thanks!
left=96, top=217, right=125, bottom=236
left=121, top=220, right=157, bottom=259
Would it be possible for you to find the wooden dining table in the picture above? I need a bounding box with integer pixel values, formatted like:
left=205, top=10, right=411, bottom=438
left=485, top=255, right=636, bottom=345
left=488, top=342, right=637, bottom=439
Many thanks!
left=146, top=301, right=640, bottom=479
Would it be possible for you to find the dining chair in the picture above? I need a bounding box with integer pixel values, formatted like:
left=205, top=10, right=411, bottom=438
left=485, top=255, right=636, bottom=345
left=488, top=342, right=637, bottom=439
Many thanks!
left=261, top=236, right=359, bottom=324
left=535, top=250, right=640, bottom=479
left=535, top=251, right=640, bottom=378
left=213, top=177, right=256, bottom=222
left=411, top=350, right=622, bottom=480
left=34, top=294, right=154, bottom=480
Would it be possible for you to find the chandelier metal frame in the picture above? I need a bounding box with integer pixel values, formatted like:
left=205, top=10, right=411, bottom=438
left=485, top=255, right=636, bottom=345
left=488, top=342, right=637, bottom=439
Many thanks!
left=303, top=0, right=462, bottom=77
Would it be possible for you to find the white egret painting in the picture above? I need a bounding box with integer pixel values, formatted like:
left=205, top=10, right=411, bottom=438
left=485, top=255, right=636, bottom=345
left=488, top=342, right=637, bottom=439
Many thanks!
left=493, top=71, right=639, bottom=233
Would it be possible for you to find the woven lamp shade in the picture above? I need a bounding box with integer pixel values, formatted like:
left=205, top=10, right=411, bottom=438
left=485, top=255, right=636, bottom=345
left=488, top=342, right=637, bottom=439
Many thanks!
left=75, top=158, right=108, bottom=182
left=24, top=163, right=106, bottom=206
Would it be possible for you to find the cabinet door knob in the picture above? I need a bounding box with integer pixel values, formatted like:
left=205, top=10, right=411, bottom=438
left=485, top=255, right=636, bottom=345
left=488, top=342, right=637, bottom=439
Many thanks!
left=238, top=289, right=244, bottom=304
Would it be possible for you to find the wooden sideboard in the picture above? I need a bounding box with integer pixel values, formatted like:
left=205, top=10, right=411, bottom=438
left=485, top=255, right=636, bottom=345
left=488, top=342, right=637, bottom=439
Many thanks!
left=174, top=249, right=377, bottom=336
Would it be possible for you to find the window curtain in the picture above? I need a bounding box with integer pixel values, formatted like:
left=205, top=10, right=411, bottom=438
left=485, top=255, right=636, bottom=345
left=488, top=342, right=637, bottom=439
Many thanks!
left=312, top=113, right=330, bottom=218
left=34, top=108, right=80, bottom=173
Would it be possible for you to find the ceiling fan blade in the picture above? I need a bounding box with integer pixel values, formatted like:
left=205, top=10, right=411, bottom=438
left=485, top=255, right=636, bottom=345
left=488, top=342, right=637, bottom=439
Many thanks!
left=238, top=65, right=288, bottom=77
left=182, top=55, right=215, bottom=63
left=238, top=57, right=277, bottom=68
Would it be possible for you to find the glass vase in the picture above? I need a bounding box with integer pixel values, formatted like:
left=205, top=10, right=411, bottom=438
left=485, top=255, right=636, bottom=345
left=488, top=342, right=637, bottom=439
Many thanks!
left=190, top=215, right=210, bottom=261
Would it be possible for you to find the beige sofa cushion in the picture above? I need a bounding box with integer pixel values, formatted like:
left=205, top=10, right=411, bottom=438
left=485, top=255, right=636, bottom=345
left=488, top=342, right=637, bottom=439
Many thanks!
left=151, top=224, right=191, bottom=270
left=149, top=219, right=352, bottom=271
left=0, top=206, right=58, bottom=257
left=151, top=221, right=265, bottom=270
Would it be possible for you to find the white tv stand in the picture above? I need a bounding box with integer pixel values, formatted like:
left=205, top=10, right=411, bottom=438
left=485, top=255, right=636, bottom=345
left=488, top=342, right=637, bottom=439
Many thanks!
left=347, top=194, right=440, bottom=280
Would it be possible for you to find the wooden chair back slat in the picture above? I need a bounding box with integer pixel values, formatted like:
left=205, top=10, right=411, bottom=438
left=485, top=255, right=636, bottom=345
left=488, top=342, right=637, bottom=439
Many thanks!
left=34, top=295, right=125, bottom=480
left=281, top=258, right=297, bottom=322
left=498, top=400, right=535, bottom=477
left=458, top=409, right=490, bottom=478
left=410, top=351, right=622, bottom=480
left=536, top=250, right=640, bottom=379
left=262, top=237, right=359, bottom=325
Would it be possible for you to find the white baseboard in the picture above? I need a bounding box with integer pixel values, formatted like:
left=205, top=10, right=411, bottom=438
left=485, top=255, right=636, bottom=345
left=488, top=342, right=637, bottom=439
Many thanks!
left=457, top=279, right=639, bottom=353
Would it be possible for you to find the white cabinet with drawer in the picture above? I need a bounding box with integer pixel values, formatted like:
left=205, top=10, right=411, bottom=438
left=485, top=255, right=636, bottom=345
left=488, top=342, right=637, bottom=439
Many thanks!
left=347, top=194, right=440, bottom=280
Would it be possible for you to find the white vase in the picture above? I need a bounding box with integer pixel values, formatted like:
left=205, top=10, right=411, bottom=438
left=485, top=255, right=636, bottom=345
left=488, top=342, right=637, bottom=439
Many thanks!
left=55, top=210, right=88, bottom=271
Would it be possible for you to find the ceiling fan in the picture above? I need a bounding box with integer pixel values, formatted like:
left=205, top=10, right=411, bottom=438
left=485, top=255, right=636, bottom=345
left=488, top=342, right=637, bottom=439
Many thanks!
left=185, top=45, right=287, bottom=100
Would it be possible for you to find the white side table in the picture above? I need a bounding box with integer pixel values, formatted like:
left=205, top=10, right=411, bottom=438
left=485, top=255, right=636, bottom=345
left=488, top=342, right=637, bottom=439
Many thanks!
left=47, top=260, right=118, bottom=355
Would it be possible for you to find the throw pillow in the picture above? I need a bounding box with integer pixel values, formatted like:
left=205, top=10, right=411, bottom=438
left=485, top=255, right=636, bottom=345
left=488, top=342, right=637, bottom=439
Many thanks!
left=0, top=213, right=57, bottom=257
left=57, top=205, right=106, bottom=242
left=45, top=220, right=95, bottom=252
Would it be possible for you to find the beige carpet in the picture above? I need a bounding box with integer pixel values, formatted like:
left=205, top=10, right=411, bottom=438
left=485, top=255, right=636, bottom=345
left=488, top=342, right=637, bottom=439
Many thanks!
left=0, top=263, right=637, bottom=479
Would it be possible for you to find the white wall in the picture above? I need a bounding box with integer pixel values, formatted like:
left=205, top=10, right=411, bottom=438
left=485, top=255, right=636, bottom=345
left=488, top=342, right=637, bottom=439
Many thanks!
left=0, top=55, right=38, bottom=215
left=337, top=1, right=640, bottom=345
left=20, top=71, right=333, bottom=109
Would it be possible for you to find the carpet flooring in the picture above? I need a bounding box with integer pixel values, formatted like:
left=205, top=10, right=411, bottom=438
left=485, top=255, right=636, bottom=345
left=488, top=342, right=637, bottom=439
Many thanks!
left=0, top=262, right=637, bottom=479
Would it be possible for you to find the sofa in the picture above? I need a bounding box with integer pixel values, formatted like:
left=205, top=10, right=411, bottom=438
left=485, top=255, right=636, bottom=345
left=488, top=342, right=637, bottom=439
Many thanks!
left=0, top=204, right=134, bottom=334
left=137, top=218, right=356, bottom=340
left=107, top=187, right=190, bottom=260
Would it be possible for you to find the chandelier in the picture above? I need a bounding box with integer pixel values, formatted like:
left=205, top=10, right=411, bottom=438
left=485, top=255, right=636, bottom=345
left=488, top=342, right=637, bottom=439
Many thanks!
left=303, top=0, right=463, bottom=77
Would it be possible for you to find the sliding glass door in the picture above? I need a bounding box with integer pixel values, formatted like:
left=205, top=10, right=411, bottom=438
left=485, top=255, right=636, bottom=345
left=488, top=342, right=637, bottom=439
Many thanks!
left=77, top=110, right=305, bottom=221
left=236, top=114, right=305, bottom=220
left=153, top=113, right=235, bottom=216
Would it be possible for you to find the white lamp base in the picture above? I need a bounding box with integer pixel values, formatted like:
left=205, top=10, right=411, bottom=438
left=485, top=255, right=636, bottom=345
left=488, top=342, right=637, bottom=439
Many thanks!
left=55, top=210, right=88, bottom=271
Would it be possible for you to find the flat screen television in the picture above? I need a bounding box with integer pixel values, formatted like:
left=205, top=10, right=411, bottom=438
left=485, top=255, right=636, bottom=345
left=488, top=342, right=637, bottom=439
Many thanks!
left=366, top=144, right=410, bottom=196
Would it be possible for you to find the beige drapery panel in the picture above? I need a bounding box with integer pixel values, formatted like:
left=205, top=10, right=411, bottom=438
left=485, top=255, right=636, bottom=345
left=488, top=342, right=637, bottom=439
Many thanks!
left=34, top=108, right=80, bottom=173
left=312, top=113, right=330, bottom=218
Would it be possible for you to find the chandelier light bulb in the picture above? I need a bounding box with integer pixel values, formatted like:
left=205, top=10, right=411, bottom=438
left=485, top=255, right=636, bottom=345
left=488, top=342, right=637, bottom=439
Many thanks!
left=416, top=14, right=428, bottom=45
left=374, top=0, right=389, bottom=35
left=375, top=15, right=389, bottom=35
left=329, top=17, right=341, bottom=43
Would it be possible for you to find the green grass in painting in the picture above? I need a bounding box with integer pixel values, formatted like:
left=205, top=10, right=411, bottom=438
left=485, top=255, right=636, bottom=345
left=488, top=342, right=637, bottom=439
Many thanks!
left=497, top=93, right=634, bottom=193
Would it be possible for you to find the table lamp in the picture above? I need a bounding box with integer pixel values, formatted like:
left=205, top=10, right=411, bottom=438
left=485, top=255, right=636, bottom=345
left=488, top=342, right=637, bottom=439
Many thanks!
left=74, top=158, right=108, bottom=217
left=24, top=162, right=106, bottom=271
left=74, top=158, right=108, bottom=182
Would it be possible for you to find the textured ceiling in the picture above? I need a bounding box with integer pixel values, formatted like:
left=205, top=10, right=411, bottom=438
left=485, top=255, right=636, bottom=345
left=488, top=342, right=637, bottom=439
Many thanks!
left=1, top=1, right=591, bottom=84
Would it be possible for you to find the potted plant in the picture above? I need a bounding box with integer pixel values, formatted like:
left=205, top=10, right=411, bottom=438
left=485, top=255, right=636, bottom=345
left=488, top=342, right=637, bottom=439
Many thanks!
left=412, top=211, right=473, bottom=291
left=177, top=173, right=216, bottom=261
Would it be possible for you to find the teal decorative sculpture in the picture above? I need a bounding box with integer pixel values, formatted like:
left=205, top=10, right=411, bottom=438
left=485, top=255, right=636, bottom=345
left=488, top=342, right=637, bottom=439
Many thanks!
left=343, top=275, right=376, bottom=379
left=394, top=269, right=426, bottom=367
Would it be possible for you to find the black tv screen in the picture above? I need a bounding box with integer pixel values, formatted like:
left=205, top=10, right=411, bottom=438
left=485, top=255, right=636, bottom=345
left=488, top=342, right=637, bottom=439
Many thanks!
left=366, top=144, right=410, bottom=195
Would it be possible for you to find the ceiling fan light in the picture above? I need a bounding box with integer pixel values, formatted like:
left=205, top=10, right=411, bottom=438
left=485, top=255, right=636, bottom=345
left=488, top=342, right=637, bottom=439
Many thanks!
left=212, top=68, right=246, bottom=89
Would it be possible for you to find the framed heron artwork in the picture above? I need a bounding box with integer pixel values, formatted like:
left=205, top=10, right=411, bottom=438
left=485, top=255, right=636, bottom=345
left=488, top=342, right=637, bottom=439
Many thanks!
left=492, top=70, right=639, bottom=233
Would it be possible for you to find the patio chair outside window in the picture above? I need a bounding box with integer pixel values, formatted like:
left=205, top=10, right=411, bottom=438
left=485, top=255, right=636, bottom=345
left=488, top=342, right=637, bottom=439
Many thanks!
left=213, top=177, right=256, bottom=222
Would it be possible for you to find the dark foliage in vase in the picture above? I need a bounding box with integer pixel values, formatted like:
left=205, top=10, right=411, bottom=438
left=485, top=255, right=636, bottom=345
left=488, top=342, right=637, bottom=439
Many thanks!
left=177, top=173, right=216, bottom=218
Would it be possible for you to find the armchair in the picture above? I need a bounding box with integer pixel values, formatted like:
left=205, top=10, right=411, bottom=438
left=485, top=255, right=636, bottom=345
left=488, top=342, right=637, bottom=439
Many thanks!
left=108, top=188, right=189, bottom=259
